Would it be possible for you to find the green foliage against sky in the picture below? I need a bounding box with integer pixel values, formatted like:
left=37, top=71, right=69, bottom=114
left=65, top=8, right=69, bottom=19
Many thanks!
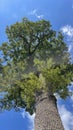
left=0, top=18, right=73, bottom=114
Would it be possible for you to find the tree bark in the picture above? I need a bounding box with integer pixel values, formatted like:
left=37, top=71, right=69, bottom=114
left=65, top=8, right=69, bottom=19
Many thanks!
left=34, top=92, right=64, bottom=130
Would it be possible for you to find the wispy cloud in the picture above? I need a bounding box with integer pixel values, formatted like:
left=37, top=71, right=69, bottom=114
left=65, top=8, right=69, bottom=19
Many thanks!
left=56, top=88, right=73, bottom=130
left=58, top=104, right=73, bottom=130
left=21, top=110, right=35, bottom=130
left=21, top=109, right=26, bottom=118
left=70, top=84, right=73, bottom=101
left=61, top=25, right=73, bottom=38
left=30, top=9, right=37, bottom=15
left=61, top=25, right=73, bottom=61
left=71, top=95, right=73, bottom=101
left=68, top=44, right=73, bottom=52
left=29, top=9, right=44, bottom=19
left=21, top=110, right=35, bottom=120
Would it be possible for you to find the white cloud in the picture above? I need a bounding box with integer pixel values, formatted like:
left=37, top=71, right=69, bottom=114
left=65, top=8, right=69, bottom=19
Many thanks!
left=58, top=104, right=73, bottom=130
left=30, top=9, right=44, bottom=19
left=30, top=9, right=37, bottom=15
left=54, top=93, right=60, bottom=99
left=21, top=110, right=35, bottom=130
left=61, top=25, right=73, bottom=37
left=21, top=109, right=26, bottom=118
left=68, top=44, right=73, bottom=52
left=27, top=112, right=35, bottom=130
left=71, top=95, right=73, bottom=101
left=36, top=14, right=44, bottom=19
left=21, top=110, right=35, bottom=120
left=61, top=25, right=73, bottom=56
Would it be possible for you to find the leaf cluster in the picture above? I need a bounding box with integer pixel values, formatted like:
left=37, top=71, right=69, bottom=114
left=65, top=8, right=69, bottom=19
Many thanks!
left=0, top=18, right=73, bottom=114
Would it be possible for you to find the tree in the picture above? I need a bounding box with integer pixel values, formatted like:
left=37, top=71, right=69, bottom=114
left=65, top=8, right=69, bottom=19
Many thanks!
left=0, top=18, right=73, bottom=130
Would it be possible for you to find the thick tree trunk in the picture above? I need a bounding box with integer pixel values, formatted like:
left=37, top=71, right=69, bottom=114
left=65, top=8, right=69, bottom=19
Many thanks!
left=34, top=92, right=64, bottom=130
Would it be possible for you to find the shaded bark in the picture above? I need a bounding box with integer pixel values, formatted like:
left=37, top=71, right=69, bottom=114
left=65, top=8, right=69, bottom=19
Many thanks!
left=35, top=92, right=64, bottom=130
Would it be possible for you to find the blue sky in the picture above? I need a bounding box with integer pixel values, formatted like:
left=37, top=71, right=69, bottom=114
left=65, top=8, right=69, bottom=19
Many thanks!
left=0, top=0, right=73, bottom=130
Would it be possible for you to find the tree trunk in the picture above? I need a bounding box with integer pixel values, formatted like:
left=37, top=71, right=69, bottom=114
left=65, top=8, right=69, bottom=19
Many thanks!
left=34, top=92, right=64, bottom=130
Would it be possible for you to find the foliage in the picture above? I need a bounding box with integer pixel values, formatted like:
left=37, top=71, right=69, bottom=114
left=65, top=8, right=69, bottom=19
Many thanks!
left=0, top=18, right=73, bottom=114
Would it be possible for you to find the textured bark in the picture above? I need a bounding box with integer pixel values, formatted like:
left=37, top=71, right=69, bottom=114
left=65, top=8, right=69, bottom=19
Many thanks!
left=34, top=92, right=64, bottom=130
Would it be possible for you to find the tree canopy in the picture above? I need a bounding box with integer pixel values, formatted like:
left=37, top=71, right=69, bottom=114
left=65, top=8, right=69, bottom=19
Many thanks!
left=0, top=18, right=73, bottom=114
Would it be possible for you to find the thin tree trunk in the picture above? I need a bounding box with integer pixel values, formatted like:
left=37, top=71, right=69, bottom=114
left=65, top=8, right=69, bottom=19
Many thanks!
left=34, top=92, right=64, bottom=130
